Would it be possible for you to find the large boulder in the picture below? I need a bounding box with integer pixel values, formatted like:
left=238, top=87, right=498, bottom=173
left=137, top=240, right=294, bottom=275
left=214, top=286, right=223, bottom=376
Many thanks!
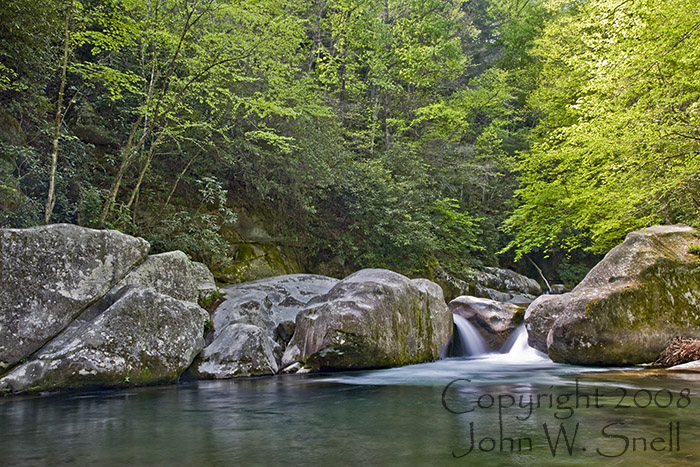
left=211, top=274, right=339, bottom=333
left=524, top=294, right=572, bottom=353
left=449, top=296, right=525, bottom=350
left=0, top=287, right=208, bottom=394
left=190, top=261, right=220, bottom=306
left=0, top=224, right=149, bottom=369
left=526, top=225, right=700, bottom=365
left=281, top=269, right=452, bottom=371
left=196, top=274, right=338, bottom=378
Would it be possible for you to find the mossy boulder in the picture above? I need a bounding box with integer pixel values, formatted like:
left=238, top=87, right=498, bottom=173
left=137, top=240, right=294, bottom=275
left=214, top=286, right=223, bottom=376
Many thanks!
left=0, top=287, right=208, bottom=394
left=281, top=269, right=452, bottom=371
left=0, top=224, right=150, bottom=370
left=526, top=225, right=700, bottom=365
left=448, top=296, right=525, bottom=350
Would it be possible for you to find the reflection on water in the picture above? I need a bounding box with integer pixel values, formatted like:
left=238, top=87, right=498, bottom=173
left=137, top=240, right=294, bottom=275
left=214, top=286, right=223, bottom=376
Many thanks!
left=1, top=358, right=699, bottom=466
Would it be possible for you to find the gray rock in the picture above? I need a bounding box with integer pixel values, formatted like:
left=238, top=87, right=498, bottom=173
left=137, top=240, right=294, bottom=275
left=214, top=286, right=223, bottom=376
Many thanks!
left=281, top=269, right=452, bottom=371
left=524, top=294, right=573, bottom=353
left=433, top=266, right=541, bottom=302
left=114, top=251, right=199, bottom=303
left=212, top=274, right=339, bottom=334
left=449, top=296, right=525, bottom=350
left=0, top=287, right=208, bottom=394
left=529, top=225, right=700, bottom=365
left=507, top=294, right=538, bottom=307
left=0, top=224, right=149, bottom=370
left=485, top=267, right=542, bottom=295
left=191, top=261, right=220, bottom=305
left=197, top=274, right=337, bottom=378
left=196, top=324, right=280, bottom=378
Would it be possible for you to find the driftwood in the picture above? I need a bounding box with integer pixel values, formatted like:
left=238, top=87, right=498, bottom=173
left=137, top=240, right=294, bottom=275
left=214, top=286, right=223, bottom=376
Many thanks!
left=655, top=337, right=700, bottom=367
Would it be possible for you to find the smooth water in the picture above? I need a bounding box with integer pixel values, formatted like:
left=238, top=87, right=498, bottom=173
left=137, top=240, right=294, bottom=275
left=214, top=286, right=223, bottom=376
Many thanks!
left=452, top=314, right=488, bottom=356
left=2, top=356, right=700, bottom=466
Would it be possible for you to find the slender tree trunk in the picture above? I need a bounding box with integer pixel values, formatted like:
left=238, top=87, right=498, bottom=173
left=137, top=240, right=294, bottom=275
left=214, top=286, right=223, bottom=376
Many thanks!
left=97, top=116, right=144, bottom=227
left=97, top=1, right=212, bottom=227
left=126, top=132, right=163, bottom=211
left=45, top=0, right=73, bottom=225
left=525, top=255, right=552, bottom=293
left=162, top=149, right=202, bottom=212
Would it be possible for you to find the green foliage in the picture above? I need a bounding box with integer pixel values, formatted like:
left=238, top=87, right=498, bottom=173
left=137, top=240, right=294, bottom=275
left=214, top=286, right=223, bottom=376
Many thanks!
left=688, top=244, right=700, bottom=256
left=506, top=0, right=700, bottom=258
left=0, top=0, right=573, bottom=277
left=429, top=198, right=484, bottom=270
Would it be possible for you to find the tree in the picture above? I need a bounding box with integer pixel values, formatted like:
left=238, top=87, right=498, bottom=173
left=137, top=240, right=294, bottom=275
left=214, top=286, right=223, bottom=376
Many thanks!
left=506, top=0, right=700, bottom=258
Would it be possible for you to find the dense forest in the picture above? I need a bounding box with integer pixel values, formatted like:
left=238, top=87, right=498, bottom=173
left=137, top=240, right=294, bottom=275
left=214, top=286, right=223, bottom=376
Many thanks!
left=1, top=0, right=698, bottom=285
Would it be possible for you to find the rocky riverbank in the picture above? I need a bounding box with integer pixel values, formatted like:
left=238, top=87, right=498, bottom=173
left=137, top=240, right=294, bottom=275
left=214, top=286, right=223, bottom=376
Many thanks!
left=4, top=223, right=700, bottom=396
left=0, top=224, right=456, bottom=394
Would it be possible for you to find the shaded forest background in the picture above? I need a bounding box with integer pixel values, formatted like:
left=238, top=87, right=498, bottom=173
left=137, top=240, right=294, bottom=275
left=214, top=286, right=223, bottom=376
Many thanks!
left=1, top=0, right=698, bottom=285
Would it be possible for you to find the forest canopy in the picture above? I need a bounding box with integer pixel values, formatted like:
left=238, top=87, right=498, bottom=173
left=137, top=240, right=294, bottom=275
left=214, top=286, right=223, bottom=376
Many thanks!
left=1, top=0, right=698, bottom=283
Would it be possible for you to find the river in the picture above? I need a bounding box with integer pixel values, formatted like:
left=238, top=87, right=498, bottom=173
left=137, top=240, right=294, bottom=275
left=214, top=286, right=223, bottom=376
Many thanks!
left=2, top=345, right=699, bottom=466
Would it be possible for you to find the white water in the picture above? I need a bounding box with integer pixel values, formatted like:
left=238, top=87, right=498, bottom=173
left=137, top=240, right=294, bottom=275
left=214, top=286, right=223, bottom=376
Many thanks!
left=451, top=314, right=487, bottom=356
left=452, top=315, right=549, bottom=364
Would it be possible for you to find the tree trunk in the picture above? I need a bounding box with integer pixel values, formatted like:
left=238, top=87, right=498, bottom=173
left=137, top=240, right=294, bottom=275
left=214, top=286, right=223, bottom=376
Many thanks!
left=44, top=0, right=73, bottom=225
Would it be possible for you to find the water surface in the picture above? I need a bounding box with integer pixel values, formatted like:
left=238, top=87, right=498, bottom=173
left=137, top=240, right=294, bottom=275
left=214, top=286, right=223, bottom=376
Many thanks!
left=2, top=354, right=699, bottom=466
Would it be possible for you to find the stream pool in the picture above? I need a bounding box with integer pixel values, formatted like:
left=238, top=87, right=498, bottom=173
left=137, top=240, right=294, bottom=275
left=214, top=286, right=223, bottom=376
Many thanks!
left=1, top=353, right=699, bottom=466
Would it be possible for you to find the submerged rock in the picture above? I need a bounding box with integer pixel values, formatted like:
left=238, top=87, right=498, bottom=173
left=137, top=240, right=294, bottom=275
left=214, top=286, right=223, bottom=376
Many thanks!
left=196, top=274, right=338, bottom=377
left=0, top=287, right=208, bottom=394
left=526, top=225, right=700, bottom=365
left=448, top=296, right=524, bottom=350
left=281, top=269, right=451, bottom=371
left=0, top=224, right=149, bottom=370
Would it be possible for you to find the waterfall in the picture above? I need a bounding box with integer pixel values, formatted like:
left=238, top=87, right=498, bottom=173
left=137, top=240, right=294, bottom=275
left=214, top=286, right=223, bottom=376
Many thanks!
left=499, top=324, right=548, bottom=362
left=452, top=314, right=488, bottom=356
left=451, top=315, right=550, bottom=362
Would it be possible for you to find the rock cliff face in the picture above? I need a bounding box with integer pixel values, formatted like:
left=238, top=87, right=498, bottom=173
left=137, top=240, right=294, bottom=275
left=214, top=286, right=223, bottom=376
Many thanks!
left=0, top=224, right=213, bottom=394
left=525, top=225, right=700, bottom=365
left=281, top=269, right=452, bottom=371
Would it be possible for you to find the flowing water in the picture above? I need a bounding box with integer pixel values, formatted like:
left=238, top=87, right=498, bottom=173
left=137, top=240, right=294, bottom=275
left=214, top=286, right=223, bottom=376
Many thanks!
left=1, top=320, right=700, bottom=466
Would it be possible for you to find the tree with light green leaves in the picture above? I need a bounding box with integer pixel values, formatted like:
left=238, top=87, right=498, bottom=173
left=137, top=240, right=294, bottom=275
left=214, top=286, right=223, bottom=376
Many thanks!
left=506, top=0, right=700, bottom=259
